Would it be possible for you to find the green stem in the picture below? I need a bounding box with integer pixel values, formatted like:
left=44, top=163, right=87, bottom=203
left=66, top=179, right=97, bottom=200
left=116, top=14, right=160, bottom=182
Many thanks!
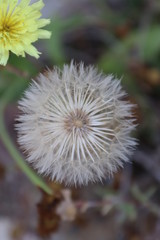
left=0, top=78, right=52, bottom=195
left=0, top=114, right=52, bottom=195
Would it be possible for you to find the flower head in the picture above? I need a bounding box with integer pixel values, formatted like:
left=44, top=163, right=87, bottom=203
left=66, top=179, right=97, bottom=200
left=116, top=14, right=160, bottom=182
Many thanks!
left=17, top=62, right=137, bottom=186
left=0, top=0, right=51, bottom=66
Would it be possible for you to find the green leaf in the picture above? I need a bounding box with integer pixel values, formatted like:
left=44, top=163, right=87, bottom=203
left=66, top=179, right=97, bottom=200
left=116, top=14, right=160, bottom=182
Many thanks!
left=118, top=202, right=137, bottom=220
left=99, top=25, right=160, bottom=76
left=139, top=26, right=160, bottom=61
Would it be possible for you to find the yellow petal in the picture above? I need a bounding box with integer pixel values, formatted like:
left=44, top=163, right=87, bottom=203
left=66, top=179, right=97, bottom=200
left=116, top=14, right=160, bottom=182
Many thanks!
left=25, top=44, right=40, bottom=58
left=38, top=30, right=52, bottom=39
left=37, top=19, right=51, bottom=28
left=0, top=50, right=9, bottom=66
left=31, top=0, right=44, bottom=11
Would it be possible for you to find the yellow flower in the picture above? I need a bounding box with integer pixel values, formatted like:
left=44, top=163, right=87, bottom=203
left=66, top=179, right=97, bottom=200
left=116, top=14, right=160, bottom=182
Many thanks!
left=0, top=0, right=51, bottom=66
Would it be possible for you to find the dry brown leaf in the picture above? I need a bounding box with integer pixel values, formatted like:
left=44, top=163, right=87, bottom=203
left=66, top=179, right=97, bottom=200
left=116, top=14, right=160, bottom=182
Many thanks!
left=130, top=62, right=160, bottom=88
left=37, top=182, right=63, bottom=237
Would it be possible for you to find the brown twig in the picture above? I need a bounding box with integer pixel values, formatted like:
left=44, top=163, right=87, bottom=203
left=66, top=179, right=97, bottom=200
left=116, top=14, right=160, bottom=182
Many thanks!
left=0, top=64, right=29, bottom=78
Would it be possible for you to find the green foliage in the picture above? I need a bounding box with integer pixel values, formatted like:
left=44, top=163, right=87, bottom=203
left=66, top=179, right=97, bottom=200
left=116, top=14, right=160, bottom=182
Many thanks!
left=99, top=25, right=160, bottom=75
left=0, top=55, right=38, bottom=102
left=140, top=26, right=160, bottom=61
left=117, top=203, right=137, bottom=221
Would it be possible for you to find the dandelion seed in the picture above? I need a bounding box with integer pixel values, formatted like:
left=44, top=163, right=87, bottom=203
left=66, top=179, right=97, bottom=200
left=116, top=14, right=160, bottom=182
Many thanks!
left=16, top=62, right=137, bottom=186
left=0, top=0, right=51, bottom=66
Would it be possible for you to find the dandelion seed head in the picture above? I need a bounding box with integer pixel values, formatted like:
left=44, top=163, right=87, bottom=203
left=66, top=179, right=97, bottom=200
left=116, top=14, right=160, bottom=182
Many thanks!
left=16, top=62, right=137, bottom=186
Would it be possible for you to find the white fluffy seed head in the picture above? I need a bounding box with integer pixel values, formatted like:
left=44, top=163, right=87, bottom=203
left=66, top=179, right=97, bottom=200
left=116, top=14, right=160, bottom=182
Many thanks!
left=16, top=62, right=137, bottom=186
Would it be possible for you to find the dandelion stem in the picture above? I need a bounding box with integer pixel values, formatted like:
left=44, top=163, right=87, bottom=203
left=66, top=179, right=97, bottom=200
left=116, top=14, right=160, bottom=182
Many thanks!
left=0, top=81, right=53, bottom=195
left=0, top=114, right=52, bottom=195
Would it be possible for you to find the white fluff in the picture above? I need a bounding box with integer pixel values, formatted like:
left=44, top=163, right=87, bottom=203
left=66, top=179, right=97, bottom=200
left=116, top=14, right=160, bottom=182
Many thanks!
left=16, top=62, right=137, bottom=186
